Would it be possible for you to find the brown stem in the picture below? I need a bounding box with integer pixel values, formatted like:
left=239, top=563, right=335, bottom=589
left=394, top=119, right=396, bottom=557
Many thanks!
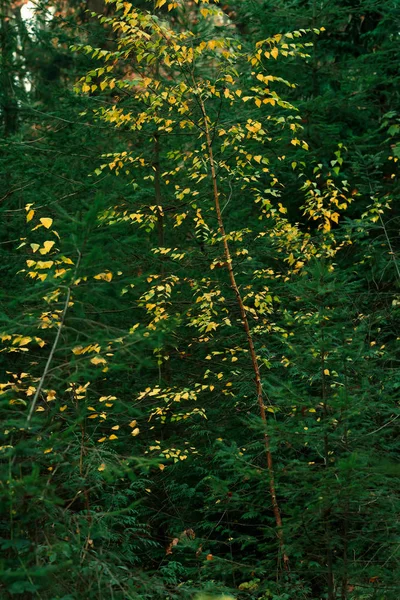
left=321, top=327, right=335, bottom=600
left=153, top=59, right=165, bottom=257
left=341, top=358, right=350, bottom=600
left=153, top=130, right=172, bottom=386
left=154, top=132, right=165, bottom=251
left=71, top=383, right=92, bottom=562
left=198, top=95, right=288, bottom=568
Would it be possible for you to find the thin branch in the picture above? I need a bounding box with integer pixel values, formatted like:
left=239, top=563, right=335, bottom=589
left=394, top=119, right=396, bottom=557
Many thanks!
left=197, top=90, right=289, bottom=570
left=365, top=414, right=399, bottom=437
left=26, top=250, right=82, bottom=426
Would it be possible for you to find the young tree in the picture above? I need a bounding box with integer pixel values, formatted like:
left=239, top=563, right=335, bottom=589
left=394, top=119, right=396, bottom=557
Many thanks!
left=0, top=1, right=398, bottom=599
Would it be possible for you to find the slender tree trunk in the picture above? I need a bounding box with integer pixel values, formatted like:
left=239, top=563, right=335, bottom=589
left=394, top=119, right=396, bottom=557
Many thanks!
left=321, top=322, right=335, bottom=600
left=198, top=95, right=289, bottom=569
left=153, top=130, right=171, bottom=384
left=154, top=132, right=165, bottom=251
left=341, top=358, right=350, bottom=600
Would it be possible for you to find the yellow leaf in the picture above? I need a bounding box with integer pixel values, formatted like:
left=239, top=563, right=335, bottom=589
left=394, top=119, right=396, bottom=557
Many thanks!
left=60, top=405, right=67, bottom=412
left=39, top=240, right=55, bottom=255
left=131, top=427, right=140, bottom=436
left=129, top=420, right=137, bottom=428
left=159, top=463, right=165, bottom=471
left=40, top=218, right=53, bottom=229
left=30, top=243, right=40, bottom=253
left=44, top=448, right=53, bottom=454
left=90, top=356, right=107, bottom=366
left=26, top=209, right=35, bottom=222
left=99, top=395, right=117, bottom=402
left=36, top=260, right=53, bottom=269
left=324, top=369, right=330, bottom=376
left=111, top=425, right=120, bottom=430
left=54, top=269, right=66, bottom=278
left=253, top=155, right=262, bottom=163
left=331, top=212, right=340, bottom=224
left=109, top=434, right=118, bottom=440
left=36, top=406, right=45, bottom=412
left=82, top=83, right=90, bottom=93
left=100, top=80, right=107, bottom=91
left=271, top=46, right=279, bottom=59
left=94, top=272, right=113, bottom=282
left=98, top=463, right=106, bottom=471
left=98, top=437, right=106, bottom=443
left=255, top=98, right=262, bottom=108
